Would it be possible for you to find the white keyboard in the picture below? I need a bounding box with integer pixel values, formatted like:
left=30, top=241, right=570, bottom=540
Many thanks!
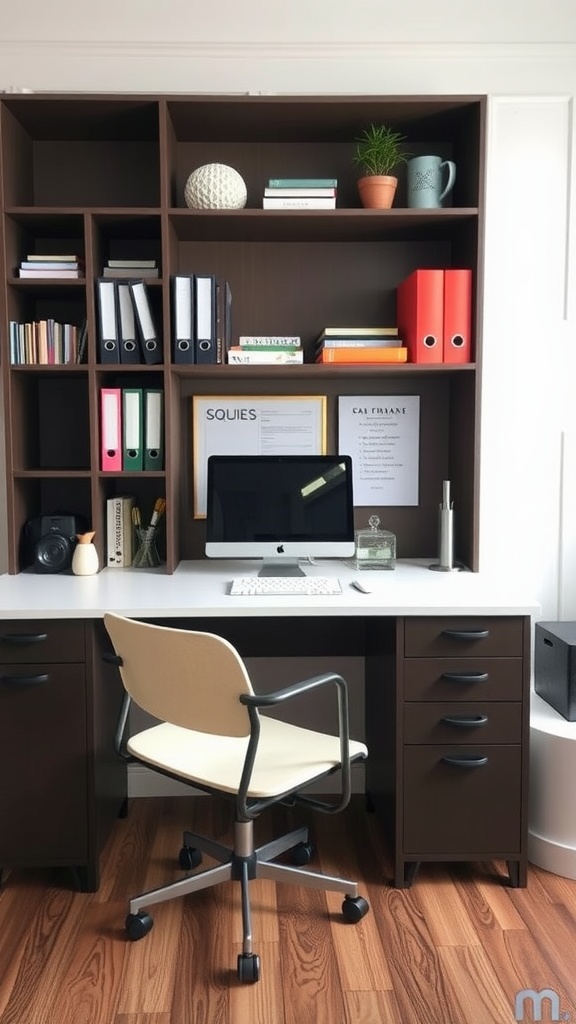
left=229, top=576, right=342, bottom=596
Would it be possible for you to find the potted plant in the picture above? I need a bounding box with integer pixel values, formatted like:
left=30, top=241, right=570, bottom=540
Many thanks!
left=353, top=124, right=410, bottom=209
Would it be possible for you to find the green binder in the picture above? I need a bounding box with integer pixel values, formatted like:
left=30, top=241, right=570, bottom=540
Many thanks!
left=144, top=388, right=164, bottom=471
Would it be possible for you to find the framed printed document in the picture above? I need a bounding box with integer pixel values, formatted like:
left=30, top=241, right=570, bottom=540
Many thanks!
left=338, top=395, right=420, bottom=506
left=192, top=395, right=327, bottom=517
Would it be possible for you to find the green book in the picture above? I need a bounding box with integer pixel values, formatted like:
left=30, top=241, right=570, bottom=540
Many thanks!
left=267, top=177, right=337, bottom=188
left=238, top=335, right=301, bottom=348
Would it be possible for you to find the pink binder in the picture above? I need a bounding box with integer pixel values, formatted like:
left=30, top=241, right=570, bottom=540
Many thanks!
left=100, top=388, right=122, bottom=471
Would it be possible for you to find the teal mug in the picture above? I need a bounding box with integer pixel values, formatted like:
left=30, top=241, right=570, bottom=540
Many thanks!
left=407, top=155, right=456, bottom=208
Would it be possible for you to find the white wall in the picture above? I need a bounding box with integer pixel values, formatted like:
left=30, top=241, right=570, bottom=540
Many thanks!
left=1, top=3, right=576, bottom=620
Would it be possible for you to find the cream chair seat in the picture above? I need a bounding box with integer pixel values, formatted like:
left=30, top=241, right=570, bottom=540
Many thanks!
left=104, top=612, right=369, bottom=984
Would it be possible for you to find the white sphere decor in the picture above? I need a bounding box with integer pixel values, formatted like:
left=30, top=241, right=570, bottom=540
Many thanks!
left=184, top=163, right=247, bottom=210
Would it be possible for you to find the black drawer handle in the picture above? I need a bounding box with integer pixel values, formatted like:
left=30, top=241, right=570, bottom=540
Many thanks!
left=442, top=672, right=489, bottom=684
left=441, top=629, right=490, bottom=641
left=0, top=632, right=48, bottom=645
left=440, top=714, right=488, bottom=728
left=0, top=673, right=49, bottom=687
left=442, top=754, right=488, bottom=768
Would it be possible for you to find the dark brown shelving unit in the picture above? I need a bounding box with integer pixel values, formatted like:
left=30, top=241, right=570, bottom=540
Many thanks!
left=0, top=92, right=486, bottom=575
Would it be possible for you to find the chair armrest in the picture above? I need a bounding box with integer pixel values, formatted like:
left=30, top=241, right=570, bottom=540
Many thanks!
left=114, top=691, right=135, bottom=762
left=238, top=672, right=355, bottom=819
left=240, top=671, right=347, bottom=709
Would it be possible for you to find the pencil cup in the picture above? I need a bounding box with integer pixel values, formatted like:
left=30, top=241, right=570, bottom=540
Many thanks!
left=132, top=527, right=161, bottom=568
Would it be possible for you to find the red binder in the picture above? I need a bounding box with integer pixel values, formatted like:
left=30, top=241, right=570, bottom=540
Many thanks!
left=443, top=269, right=472, bottom=363
left=100, top=388, right=122, bottom=472
left=396, top=269, right=443, bottom=364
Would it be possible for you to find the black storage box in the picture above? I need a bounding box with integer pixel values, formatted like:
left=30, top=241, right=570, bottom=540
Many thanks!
left=535, top=621, right=576, bottom=721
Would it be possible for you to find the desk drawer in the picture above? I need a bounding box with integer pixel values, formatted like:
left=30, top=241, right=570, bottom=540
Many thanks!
left=0, top=620, right=85, bottom=663
left=404, top=702, right=522, bottom=744
left=404, top=617, right=524, bottom=658
left=403, top=745, right=522, bottom=854
left=404, top=657, right=523, bottom=701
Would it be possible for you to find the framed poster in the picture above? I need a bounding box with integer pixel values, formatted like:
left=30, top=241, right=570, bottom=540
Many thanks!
left=192, top=395, right=327, bottom=517
left=338, top=395, right=420, bottom=506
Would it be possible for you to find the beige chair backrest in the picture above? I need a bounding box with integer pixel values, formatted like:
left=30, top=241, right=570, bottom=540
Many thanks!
left=104, top=613, right=254, bottom=737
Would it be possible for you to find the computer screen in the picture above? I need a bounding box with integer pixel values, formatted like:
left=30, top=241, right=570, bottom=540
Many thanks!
left=205, top=454, right=355, bottom=576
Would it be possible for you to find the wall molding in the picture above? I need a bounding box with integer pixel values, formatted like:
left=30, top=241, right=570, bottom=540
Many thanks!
left=2, top=40, right=576, bottom=64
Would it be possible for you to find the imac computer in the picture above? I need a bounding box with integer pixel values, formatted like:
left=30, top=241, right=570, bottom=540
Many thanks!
left=205, top=454, right=355, bottom=576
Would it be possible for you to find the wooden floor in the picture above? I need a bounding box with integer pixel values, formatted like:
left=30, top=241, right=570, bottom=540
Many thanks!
left=1, top=795, right=576, bottom=1023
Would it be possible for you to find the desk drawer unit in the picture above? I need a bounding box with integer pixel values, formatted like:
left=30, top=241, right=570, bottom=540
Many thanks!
left=0, top=619, right=127, bottom=891
left=369, top=615, right=530, bottom=888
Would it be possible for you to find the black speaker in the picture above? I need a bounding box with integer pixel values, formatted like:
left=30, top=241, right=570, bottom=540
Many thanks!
left=21, top=514, right=86, bottom=573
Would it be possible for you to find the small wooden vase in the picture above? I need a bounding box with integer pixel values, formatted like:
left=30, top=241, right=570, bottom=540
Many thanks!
left=72, top=531, right=99, bottom=576
left=357, top=175, right=398, bottom=210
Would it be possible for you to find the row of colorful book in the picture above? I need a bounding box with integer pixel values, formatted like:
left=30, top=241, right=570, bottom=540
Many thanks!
left=262, top=177, right=337, bottom=211
left=9, top=318, right=87, bottom=365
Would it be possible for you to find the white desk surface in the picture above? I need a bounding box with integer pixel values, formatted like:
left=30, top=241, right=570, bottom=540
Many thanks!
left=0, top=559, right=539, bottom=620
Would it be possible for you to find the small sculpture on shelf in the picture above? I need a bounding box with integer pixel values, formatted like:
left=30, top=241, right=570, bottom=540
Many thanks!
left=184, top=163, right=247, bottom=210
left=71, top=531, right=99, bottom=576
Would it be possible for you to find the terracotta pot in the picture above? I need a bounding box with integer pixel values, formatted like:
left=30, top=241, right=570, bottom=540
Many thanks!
left=357, top=175, right=398, bottom=210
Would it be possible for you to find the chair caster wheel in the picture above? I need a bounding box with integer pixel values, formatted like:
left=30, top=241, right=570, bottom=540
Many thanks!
left=293, top=841, right=313, bottom=866
left=126, top=910, right=154, bottom=940
left=237, top=952, right=260, bottom=983
left=342, top=895, right=370, bottom=923
left=179, top=845, right=202, bottom=870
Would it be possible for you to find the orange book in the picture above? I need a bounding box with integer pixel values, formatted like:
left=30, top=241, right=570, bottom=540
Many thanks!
left=316, top=346, right=407, bottom=364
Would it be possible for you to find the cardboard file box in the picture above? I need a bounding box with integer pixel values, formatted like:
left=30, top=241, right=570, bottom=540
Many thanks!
left=535, top=621, right=576, bottom=721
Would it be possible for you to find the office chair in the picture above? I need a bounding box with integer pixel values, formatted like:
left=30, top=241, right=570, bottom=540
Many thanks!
left=104, top=612, right=369, bottom=983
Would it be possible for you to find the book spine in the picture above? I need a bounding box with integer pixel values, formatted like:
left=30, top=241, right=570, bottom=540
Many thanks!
left=262, top=197, right=336, bottom=209
left=227, top=350, right=304, bottom=364
left=315, top=347, right=407, bottom=364
left=238, top=336, right=301, bottom=347
left=321, top=327, right=398, bottom=337
left=18, top=269, right=81, bottom=278
left=107, top=496, right=134, bottom=566
left=267, top=178, right=338, bottom=188
left=317, top=337, right=401, bottom=348
left=107, top=498, right=123, bottom=567
left=263, top=187, right=336, bottom=197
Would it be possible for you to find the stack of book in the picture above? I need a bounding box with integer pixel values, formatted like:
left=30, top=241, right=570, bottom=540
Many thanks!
left=17, top=254, right=84, bottom=279
left=102, top=258, right=159, bottom=279
left=227, top=336, right=303, bottom=364
left=315, top=327, right=407, bottom=364
left=262, top=178, right=337, bottom=210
